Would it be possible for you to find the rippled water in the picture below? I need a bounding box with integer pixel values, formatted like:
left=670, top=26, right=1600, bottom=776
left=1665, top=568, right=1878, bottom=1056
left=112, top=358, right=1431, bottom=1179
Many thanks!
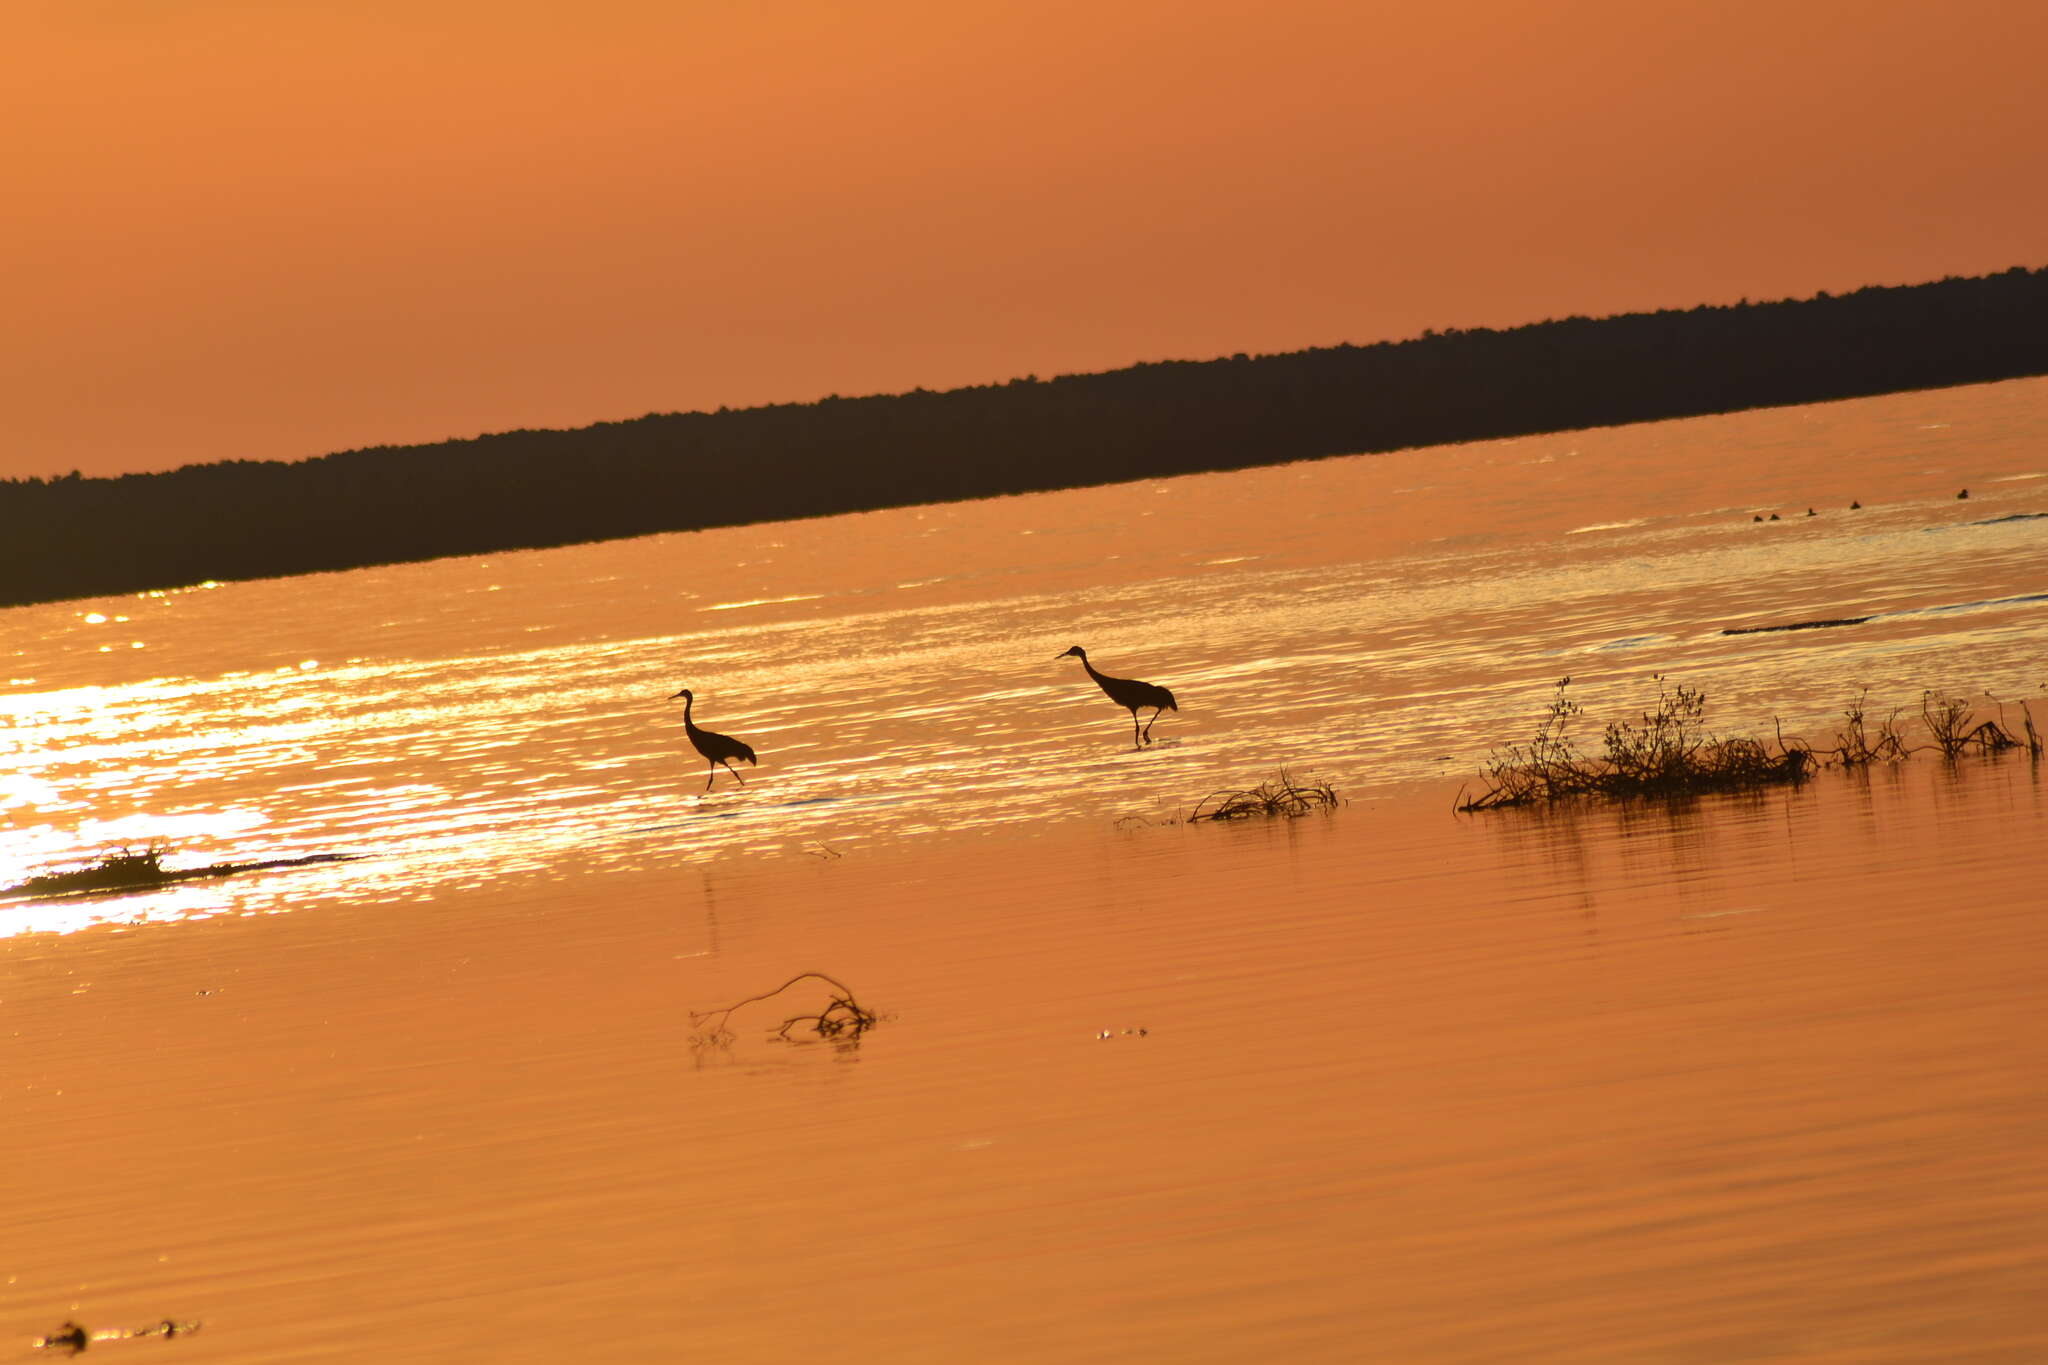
left=3, top=379, right=2047, bottom=1362
left=5, top=752, right=2046, bottom=1362
left=4, top=379, right=2045, bottom=927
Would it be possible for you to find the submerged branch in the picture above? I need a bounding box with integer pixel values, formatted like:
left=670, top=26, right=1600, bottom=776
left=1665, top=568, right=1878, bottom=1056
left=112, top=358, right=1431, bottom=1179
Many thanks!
left=1187, top=772, right=1340, bottom=821
left=690, top=972, right=882, bottom=1044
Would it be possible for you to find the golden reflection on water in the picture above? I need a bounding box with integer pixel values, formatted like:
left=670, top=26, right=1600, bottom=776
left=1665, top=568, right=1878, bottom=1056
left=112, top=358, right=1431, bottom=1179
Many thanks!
left=3, top=381, right=2045, bottom=1360
left=2, top=379, right=2046, bottom=941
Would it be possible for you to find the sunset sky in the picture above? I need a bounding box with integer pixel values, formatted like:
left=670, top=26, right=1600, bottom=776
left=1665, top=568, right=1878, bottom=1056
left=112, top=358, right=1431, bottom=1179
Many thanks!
left=7, top=0, right=2044, bottom=481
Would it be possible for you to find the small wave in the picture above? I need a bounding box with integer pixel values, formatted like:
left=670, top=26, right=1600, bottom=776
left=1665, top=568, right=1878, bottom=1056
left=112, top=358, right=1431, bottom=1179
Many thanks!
left=1566, top=519, right=1647, bottom=535
left=1886, top=592, right=2048, bottom=619
left=700, top=594, right=828, bottom=612
left=1722, top=616, right=1872, bottom=636
left=1967, top=512, right=2048, bottom=526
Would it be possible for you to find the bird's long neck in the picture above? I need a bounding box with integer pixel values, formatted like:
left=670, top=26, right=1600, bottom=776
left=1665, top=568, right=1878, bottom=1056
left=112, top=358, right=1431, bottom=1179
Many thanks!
left=1080, top=655, right=1111, bottom=686
left=682, top=693, right=698, bottom=731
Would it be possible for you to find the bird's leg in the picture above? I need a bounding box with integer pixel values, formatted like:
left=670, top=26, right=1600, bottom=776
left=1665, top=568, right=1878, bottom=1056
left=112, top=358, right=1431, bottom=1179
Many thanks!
left=1142, top=708, right=1163, bottom=742
left=704, top=765, right=717, bottom=792
left=1130, top=710, right=1144, bottom=748
left=725, top=761, right=747, bottom=788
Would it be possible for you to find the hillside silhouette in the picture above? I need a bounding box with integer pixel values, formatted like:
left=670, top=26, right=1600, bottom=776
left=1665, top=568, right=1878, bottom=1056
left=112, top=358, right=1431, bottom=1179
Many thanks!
left=4, top=265, right=2046, bottom=608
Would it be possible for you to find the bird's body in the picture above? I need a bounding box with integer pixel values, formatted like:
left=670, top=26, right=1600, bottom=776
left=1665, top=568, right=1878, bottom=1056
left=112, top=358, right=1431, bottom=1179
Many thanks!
left=669, top=688, right=757, bottom=790
left=1057, top=645, right=1177, bottom=747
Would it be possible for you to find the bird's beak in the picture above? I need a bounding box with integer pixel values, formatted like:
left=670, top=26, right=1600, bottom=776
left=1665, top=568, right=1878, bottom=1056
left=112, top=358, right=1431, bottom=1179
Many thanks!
left=667, top=689, right=686, bottom=700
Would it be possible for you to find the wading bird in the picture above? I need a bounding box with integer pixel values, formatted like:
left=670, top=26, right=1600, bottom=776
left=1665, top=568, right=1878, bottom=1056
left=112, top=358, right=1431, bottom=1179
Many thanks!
left=1057, top=645, right=1178, bottom=747
left=668, top=688, right=757, bottom=790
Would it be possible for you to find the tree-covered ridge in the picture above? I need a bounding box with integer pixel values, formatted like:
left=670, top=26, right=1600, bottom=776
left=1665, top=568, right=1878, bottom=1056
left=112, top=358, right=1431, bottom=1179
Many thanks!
left=4, top=265, right=2045, bottom=608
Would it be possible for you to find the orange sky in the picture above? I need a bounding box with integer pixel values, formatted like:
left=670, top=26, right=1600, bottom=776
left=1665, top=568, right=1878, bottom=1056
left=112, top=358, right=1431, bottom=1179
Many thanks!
left=6, top=0, right=2045, bottom=481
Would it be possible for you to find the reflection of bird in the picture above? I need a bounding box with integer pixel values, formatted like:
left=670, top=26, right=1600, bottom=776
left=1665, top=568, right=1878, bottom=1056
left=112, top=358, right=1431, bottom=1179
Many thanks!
left=668, top=688, right=757, bottom=790
left=1057, top=646, right=1178, bottom=747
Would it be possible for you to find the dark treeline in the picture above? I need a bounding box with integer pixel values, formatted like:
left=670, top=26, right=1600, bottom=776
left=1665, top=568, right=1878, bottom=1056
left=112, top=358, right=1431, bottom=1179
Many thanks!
left=6, top=265, right=2046, bottom=608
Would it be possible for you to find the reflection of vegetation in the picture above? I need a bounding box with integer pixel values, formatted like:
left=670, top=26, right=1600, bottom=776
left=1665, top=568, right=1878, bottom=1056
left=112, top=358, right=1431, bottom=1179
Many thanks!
left=690, top=973, right=881, bottom=1044
left=7, top=266, right=2047, bottom=607
left=1188, top=772, right=1340, bottom=821
left=5, top=846, right=358, bottom=900
left=1463, top=678, right=2045, bottom=811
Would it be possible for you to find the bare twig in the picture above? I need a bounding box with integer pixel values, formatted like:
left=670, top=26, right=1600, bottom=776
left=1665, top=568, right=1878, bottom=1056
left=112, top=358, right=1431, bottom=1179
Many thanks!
left=1463, top=680, right=2045, bottom=812
left=1187, top=771, right=1339, bottom=821
left=690, top=973, right=881, bottom=1044
left=1461, top=677, right=1808, bottom=811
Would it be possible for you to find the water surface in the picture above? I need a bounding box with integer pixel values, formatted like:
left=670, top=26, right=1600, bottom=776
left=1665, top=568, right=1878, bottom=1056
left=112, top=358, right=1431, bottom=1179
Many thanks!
left=3, top=378, right=2046, bottom=1360
left=3, top=377, right=2044, bottom=917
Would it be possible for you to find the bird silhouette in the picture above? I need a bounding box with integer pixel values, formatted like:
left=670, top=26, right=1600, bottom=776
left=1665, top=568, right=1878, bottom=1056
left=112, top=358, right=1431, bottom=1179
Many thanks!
left=1057, top=645, right=1178, bottom=747
left=668, top=688, right=758, bottom=790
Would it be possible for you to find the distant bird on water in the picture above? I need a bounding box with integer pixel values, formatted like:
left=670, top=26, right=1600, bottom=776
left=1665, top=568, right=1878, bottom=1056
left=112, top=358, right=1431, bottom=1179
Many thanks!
left=1057, top=645, right=1178, bottom=747
left=668, top=688, right=757, bottom=790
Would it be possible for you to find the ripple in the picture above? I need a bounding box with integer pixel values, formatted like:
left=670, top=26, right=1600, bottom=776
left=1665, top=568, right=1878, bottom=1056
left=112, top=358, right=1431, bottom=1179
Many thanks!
left=699, top=594, right=828, bottom=612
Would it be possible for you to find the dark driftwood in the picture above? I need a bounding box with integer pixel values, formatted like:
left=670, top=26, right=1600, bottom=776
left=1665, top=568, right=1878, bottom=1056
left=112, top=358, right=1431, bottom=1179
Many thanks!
left=38, top=1318, right=199, bottom=1353
left=1722, top=616, right=1872, bottom=635
left=5, top=850, right=358, bottom=901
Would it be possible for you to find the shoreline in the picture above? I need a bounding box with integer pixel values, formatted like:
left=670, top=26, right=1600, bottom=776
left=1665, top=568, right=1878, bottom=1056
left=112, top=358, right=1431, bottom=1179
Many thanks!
left=6, top=267, right=2045, bottom=607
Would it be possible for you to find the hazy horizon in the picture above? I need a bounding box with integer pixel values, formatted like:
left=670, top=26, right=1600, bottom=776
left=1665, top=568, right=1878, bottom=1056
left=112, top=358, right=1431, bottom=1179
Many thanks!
left=7, top=0, right=2046, bottom=482
left=9, top=265, right=2042, bottom=488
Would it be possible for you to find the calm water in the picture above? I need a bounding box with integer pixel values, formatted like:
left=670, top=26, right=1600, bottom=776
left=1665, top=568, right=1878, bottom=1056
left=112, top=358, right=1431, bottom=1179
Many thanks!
left=3, top=378, right=2046, bottom=1360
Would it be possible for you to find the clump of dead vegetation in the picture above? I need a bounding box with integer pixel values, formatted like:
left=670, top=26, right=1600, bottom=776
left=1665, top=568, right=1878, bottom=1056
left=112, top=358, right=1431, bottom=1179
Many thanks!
left=3, top=844, right=360, bottom=901
left=11, top=845, right=175, bottom=896
left=1822, top=687, right=1911, bottom=765
left=1918, top=690, right=2036, bottom=758
left=1187, top=771, right=1340, bottom=821
left=690, top=972, right=882, bottom=1045
left=1461, top=676, right=1808, bottom=811
left=1781, top=688, right=2039, bottom=767
left=1462, top=677, right=2043, bottom=812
